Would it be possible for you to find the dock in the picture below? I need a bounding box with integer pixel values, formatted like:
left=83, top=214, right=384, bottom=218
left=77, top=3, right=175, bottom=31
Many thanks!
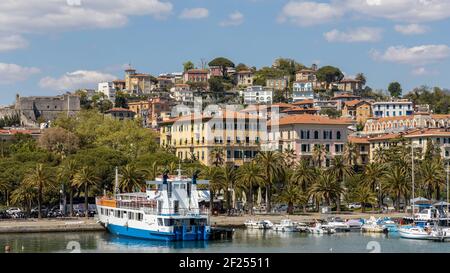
left=0, top=219, right=104, bottom=234
left=210, top=227, right=234, bottom=240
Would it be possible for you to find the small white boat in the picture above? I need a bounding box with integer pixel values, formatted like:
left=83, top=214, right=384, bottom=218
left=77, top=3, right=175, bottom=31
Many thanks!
left=325, top=217, right=350, bottom=232
left=430, top=227, right=450, bottom=242
left=398, top=226, right=432, bottom=240
left=307, top=223, right=336, bottom=234
left=362, top=217, right=388, bottom=233
left=295, top=222, right=309, bottom=233
left=273, top=219, right=297, bottom=232
left=346, top=219, right=363, bottom=230
left=244, top=220, right=260, bottom=229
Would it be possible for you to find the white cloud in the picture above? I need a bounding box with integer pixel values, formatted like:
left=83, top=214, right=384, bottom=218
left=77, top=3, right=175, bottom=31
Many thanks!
left=343, top=0, right=450, bottom=23
left=0, top=0, right=173, bottom=34
left=0, top=63, right=40, bottom=84
left=394, top=24, right=428, bottom=35
left=278, top=1, right=344, bottom=26
left=39, top=70, right=116, bottom=90
left=220, top=11, right=244, bottom=27
left=411, top=67, right=438, bottom=76
left=279, top=0, right=450, bottom=27
left=179, top=8, right=209, bottom=19
left=0, top=35, right=28, bottom=52
left=371, top=44, right=450, bottom=65
left=324, top=27, right=382, bottom=42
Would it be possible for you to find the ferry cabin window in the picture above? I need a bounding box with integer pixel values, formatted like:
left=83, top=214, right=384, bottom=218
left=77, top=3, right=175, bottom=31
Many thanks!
left=158, top=218, right=163, bottom=226
left=164, top=219, right=174, bottom=226
left=136, top=213, right=143, bottom=221
left=114, top=210, right=120, bottom=218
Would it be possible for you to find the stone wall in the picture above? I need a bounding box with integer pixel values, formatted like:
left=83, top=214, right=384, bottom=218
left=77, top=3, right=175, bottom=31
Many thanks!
left=13, top=94, right=80, bottom=127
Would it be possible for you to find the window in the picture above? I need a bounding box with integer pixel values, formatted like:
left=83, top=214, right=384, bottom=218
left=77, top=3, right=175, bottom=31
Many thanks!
left=301, top=144, right=310, bottom=153
left=336, top=131, right=341, bottom=140
left=314, top=131, right=319, bottom=139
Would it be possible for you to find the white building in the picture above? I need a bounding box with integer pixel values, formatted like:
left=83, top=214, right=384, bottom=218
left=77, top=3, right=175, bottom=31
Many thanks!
left=372, top=100, right=414, bottom=118
left=292, top=82, right=314, bottom=102
left=242, top=86, right=273, bottom=105
left=98, top=82, right=116, bottom=101
left=171, top=84, right=194, bottom=104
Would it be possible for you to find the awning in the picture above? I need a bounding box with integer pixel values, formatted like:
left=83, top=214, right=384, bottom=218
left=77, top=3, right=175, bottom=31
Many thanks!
left=433, top=201, right=450, bottom=206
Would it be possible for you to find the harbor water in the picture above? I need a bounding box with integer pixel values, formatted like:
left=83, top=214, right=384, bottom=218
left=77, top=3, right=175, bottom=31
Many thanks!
left=1, top=229, right=449, bottom=253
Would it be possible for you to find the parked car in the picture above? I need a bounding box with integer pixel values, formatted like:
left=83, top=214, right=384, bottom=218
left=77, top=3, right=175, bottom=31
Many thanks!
left=0, top=210, right=10, bottom=219
left=30, top=207, right=49, bottom=218
left=348, top=203, right=362, bottom=209
left=6, top=207, right=22, bottom=215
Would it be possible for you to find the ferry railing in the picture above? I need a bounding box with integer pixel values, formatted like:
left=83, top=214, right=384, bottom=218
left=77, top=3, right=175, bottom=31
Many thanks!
left=96, top=196, right=209, bottom=216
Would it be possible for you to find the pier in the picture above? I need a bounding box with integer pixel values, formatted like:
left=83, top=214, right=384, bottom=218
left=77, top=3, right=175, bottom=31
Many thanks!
left=0, top=219, right=104, bottom=234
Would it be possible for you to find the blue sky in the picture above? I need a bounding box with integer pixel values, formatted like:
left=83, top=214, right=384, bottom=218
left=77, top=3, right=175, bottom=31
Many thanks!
left=1, top=0, right=450, bottom=104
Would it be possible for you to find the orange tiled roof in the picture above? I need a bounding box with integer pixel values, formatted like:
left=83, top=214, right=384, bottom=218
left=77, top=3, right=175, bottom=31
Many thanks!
left=332, top=93, right=361, bottom=99
left=106, top=108, right=135, bottom=113
left=0, top=129, right=36, bottom=135
left=404, top=128, right=450, bottom=138
left=348, top=136, right=370, bottom=144
left=271, top=114, right=352, bottom=126
left=186, top=69, right=208, bottom=74
left=282, top=106, right=320, bottom=113
left=367, top=132, right=404, bottom=141
left=344, top=99, right=371, bottom=107
left=292, top=99, right=314, bottom=105
left=340, top=78, right=361, bottom=83
left=160, top=111, right=262, bottom=125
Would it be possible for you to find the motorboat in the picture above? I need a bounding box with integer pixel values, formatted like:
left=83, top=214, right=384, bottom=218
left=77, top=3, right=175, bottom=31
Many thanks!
left=325, top=217, right=351, bottom=232
left=244, top=220, right=260, bottom=229
left=244, top=219, right=273, bottom=229
left=345, top=219, right=363, bottom=230
left=430, top=227, right=450, bottom=242
left=398, top=226, right=433, bottom=240
left=307, top=222, right=336, bottom=234
left=361, top=216, right=388, bottom=233
left=273, top=219, right=297, bottom=232
left=295, top=222, right=309, bottom=233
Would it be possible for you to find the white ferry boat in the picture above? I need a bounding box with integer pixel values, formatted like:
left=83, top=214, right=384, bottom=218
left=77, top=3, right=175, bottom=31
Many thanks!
left=96, top=169, right=211, bottom=241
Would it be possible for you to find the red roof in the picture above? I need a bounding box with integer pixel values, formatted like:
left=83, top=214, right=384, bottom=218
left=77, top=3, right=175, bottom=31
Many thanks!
left=106, top=108, right=135, bottom=113
left=270, top=114, right=352, bottom=126
left=0, top=129, right=36, bottom=135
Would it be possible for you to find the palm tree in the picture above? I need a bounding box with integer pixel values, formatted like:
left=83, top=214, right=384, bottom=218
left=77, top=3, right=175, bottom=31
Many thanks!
left=210, top=147, right=225, bottom=167
left=58, top=159, right=78, bottom=216
left=328, top=156, right=353, bottom=212
left=72, top=167, right=99, bottom=218
left=10, top=183, right=36, bottom=215
left=382, top=166, right=410, bottom=212
left=276, top=181, right=308, bottom=215
left=312, top=144, right=327, bottom=168
left=343, top=142, right=357, bottom=167
left=236, top=162, right=265, bottom=215
left=201, top=166, right=226, bottom=214
left=256, top=151, right=282, bottom=213
left=363, top=163, right=386, bottom=209
left=119, top=164, right=146, bottom=192
left=352, top=185, right=377, bottom=213
left=167, top=161, right=178, bottom=174
left=309, top=171, right=343, bottom=211
left=23, top=163, right=54, bottom=219
left=292, top=160, right=315, bottom=189
left=222, top=164, right=237, bottom=214
left=373, top=146, right=388, bottom=164
left=282, top=148, right=297, bottom=168
left=0, top=177, right=10, bottom=207
left=418, top=159, right=445, bottom=200
left=147, top=161, right=160, bottom=181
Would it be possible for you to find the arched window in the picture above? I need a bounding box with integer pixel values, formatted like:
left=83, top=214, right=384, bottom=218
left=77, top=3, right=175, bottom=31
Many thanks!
left=314, top=130, right=319, bottom=139
left=337, top=131, right=341, bottom=140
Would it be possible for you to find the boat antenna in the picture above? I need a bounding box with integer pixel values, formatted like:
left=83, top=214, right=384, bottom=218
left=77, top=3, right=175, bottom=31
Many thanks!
left=114, top=166, right=119, bottom=197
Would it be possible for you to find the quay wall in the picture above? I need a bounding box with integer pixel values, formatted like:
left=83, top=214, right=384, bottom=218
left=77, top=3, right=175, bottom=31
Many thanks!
left=0, top=219, right=104, bottom=234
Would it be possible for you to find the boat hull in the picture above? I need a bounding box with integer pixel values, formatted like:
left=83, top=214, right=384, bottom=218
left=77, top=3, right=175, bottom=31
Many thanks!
left=106, top=223, right=210, bottom=241
left=398, top=229, right=431, bottom=240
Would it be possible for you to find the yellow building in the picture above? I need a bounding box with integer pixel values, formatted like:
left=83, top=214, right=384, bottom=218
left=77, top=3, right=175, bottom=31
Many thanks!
left=159, top=111, right=267, bottom=166
left=125, top=67, right=154, bottom=95
left=342, top=100, right=372, bottom=124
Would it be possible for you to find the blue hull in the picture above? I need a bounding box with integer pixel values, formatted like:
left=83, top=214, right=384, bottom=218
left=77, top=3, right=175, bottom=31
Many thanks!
left=106, top=224, right=210, bottom=241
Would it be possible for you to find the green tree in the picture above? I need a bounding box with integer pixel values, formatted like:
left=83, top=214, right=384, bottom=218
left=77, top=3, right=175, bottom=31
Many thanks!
left=208, top=57, right=235, bottom=76
left=119, top=164, right=146, bottom=193
left=183, top=61, right=195, bottom=72
left=312, top=144, right=327, bottom=167
left=201, top=166, right=225, bottom=214
left=328, top=156, right=354, bottom=212
left=10, top=183, right=36, bottom=214
left=23, top=163, right=55, bottom=219
left=352, top=185, right=376, bottom=213
left=388, top=82, right=402, bottom=98
left=236, top=161, right=264, bottom=215
left=418, top=159, right=445, bottom=200
left=256, top=151, right=282, bottom=212
left=309, top=171, right=343, bottom=211
left=355, top=73, right=367, bottom=86
left=222, top=164, right=237, bottom=214
left=382, top=166, right=410, bottom=212
left=72, top=166, right=99, bottom=218
left=316, top=66, right=344, bottom=89
left=114, top=91, right=128, bottom=108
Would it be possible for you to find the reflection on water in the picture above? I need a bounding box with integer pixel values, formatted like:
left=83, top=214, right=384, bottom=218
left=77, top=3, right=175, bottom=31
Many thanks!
left=1, top=229, right=449, bottom=253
